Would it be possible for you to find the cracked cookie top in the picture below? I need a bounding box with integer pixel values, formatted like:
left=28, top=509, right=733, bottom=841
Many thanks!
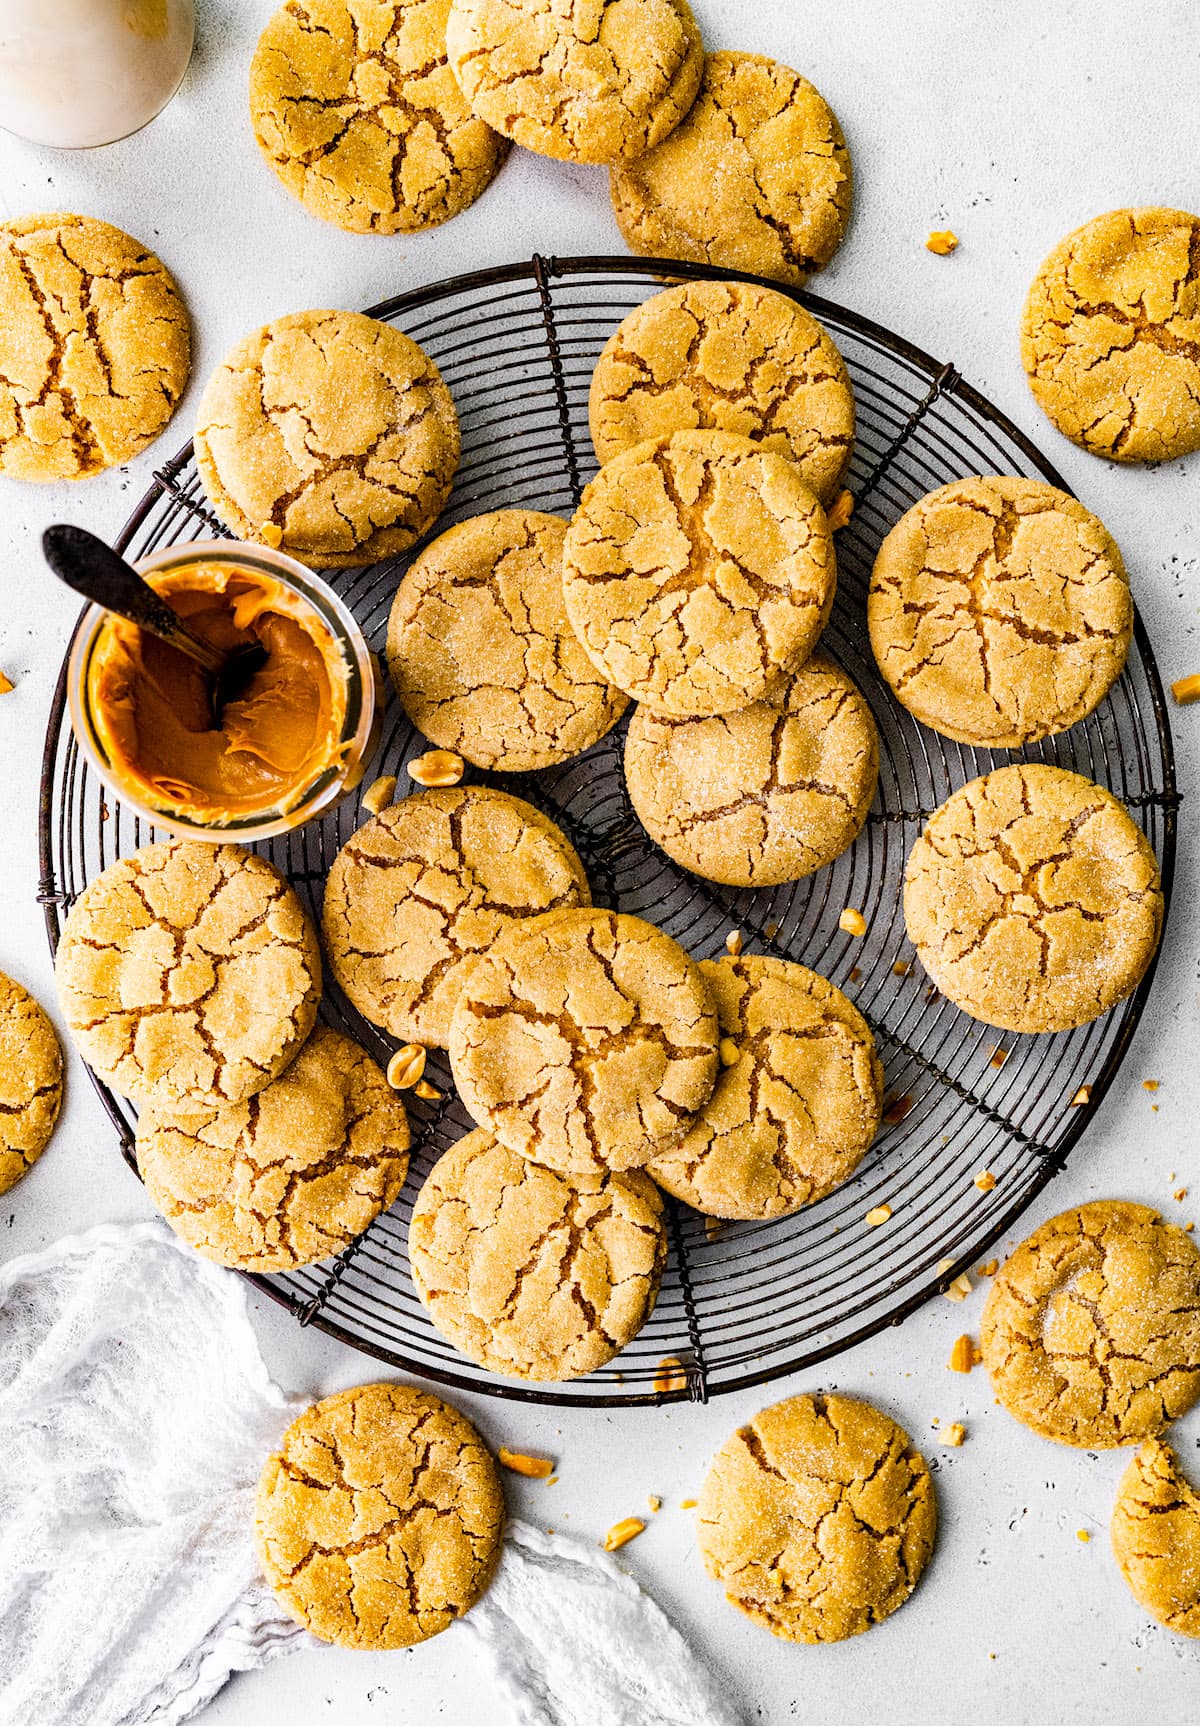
left=195, top=308, right=459, bottom=568
left=256, top=1381, right=504, bottom=1648
left=409, top=1126, right=666, bottom=1379
left=562, top=430, right=836, bottom=717
left=610, top=51, right=852, bottom=288
left=903, top=764, right=1162, bottom=1034
left=0, top=213, right=190, bottom=481
left=624, top=653, right=877, bottom=886
left=697, top=1392, right=936, bottom=1644
left=589, top=281, right=855, bottom=505
left=1111, top=1440, right=1200, bottom=1637
left=449, top=906, right=720, bottom=1175
left=980, top=1201, right=1200, bottom=1449
left=322, top=786, right=590, bottom=1048
left=445, top=0, right=703, bottom=165
left=649, top=956, right=882, bottom=1221
left=56, top=841, right=321, bottom=1112
left=0, top=973, right=63, bottom=1197
left=250, top=0, right=509, bottom=235
left=1021, top=207, right=1200, bottom=463
left=136, top=1026, right=410, bottom=1271
left=386, top=508, right=628, bottom=770
left=870, top=477, right=1132, bottom=748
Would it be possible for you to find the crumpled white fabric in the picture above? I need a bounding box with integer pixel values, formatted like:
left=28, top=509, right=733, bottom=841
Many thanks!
left=0, top=1222, right=744, bottom=1726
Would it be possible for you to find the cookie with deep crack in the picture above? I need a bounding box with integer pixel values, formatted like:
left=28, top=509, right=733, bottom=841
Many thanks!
left=1111, top=1439, right=1200, bottom=1636
left=255, top=1381, right=504, bottom=1648
left=610, top=51, right=852, bottom=287
left=1021, top=207, right=1200, bottom=463
left=904, top=764, right=1162, bottom=1034
left=649, top=956, right=882, bottom=1220
left=697, top=1392, right=936, bottom=1643
left=562, top=430, right=836, bottom=718
left=980, top=1201, right=1200, bottom=1448
left=589, top=281, right=855, bottom=505
left=0, top=213, right=190, bottom=481
left=195, top=309, right=459, bottom=568
left=409, top=1126, right=666, bottom=1379
left=0, top=973, right=63, bottom=1196
left=445, top=0, right=703, bottom=166
left=869, top=476, right=1132, bottom=747
left=449, top=906, right=720, bottom=1175
left=136, top=1026, right=410, bottom=1270
left=55, top=841, right=321, bottom=1112
left=624, top=654, right=877, bottom=886
left=322, top=786, right=590, bottom=1048
left=250, top=0, right=509, bottom=235
left=386, top=508, right=628, bottom=770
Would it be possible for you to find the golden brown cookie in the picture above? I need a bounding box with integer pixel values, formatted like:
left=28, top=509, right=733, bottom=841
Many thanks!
left=449, top=906, right=719, bottom=1175
left=649, top=956, right=882, bottom=1220
left=255, top=1381, right=504, bottom=1648
left=55, top=841, right=321, bottom=1112
left=589, top=281, right=855, bottom=505
left=1111, top=1440, right=1200, bottom=1636
left=409, top=1127, right=666, bottom=1379
left=386, top=509, right=628, bottom=770
left=562, top=430, right=835, bottom=717
left=250, top=0, right=509, bottom=235
left=904, top=765, right=1162, bottom=1034
left=610, top=51, right=852, bottom=287
left=0, top=213, right=189, bottom=481
left=322, top=786, right=590, bottom=1048
left=445, top=0, right=703, bottom=165
left=697, top=1393, right=936, bottom=1644
left=624, top=654, right=877, bottom=887
left=1021, top=207, right=1200, bottom=463
left=870, top=477, right=1132, bottom=748
left=0, top=973, right=63, bottom=1196
left=980, top=1201, right=1200, bottom=1448
left=195, top=309, right=459, bottom=568
left=136, top=1026, right=410, bottom=1270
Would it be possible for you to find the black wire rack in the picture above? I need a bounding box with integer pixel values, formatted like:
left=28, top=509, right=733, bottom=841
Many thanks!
left=38, top=254, right=1178, bottom=1408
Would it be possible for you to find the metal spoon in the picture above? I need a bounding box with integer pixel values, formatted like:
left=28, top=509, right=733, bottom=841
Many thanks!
left=43, top=524, right=267, bottom=724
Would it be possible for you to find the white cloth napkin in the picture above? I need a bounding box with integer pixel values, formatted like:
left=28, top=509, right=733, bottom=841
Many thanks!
left=0, top=1223, right=744, bottom=1726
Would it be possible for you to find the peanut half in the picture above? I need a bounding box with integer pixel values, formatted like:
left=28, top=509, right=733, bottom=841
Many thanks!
left=386, top=1045, right=426, bottom=1089
left=408, top=748, right=464, bottom=787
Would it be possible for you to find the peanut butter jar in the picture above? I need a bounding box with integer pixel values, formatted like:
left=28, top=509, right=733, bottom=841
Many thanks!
left=68, top=540, right=380, bottom=841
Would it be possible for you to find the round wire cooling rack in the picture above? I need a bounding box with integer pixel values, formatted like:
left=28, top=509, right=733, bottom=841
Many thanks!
left=39, top=254, right=1179, bottom=1408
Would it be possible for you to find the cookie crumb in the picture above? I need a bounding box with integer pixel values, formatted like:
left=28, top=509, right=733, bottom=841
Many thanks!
left=499, top=1447, right=555, bottom=1479
left=259, top=522, right=284, bottom=548
left=764, top=921, right=779, bottom=939
left=648, top=1494, right=662, bottom=1513
left=974, top=1170, right=997, bottom=1193
left=1171, top=673, right=1200, bottom=704
left=826, top=488, right=855, bottom=531
left=1071, top=1085, right=1091, bottom=1106
left=679, top=1497, right=698, bottom=1509
left=704, top=1217, right=726, bottom=1242
left=839, top=906, right=867, bottom=937
left=948, top=1334, right=980, bottom=1373
left=943, top=1272, right=974, bottom=1303
left=725, top=929, right=744, bottom=956
left=848, top=965, right=862, bottom=982
left=1143, top=1079, right=1160, bottom=1092
left=602, top=1517, right=645, bottom=1552
left=361, top=775, right=397, bottom=816
left=883, top=1093, right=913, bottom=1125
left=408, top=748, right=464, bottom=787
left=1076, top=1527, right=1091, bottom=1543
left=386, top=1045, right=426, bottom=1090
left=989, top=1046, right=1009, bottom=1069
left=977, top=1259, right=1000, bottom=1277
left=413, top=1078, right=441, bottom=1101
left=654, top=1357, right=688, bottom=1395
left=926, top=229, right=959, bottom=255
left=1175, top=1188, right=1188, bottom=1202
left=941, top=1422, right=966, bottom=1446
left=865, top=1203, right=893, bottom=1226
left=892, top=959, right=911, bottom=977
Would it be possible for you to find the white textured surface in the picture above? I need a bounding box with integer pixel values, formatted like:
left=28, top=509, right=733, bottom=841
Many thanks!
left=1, top=1, right=1198, bottom=1722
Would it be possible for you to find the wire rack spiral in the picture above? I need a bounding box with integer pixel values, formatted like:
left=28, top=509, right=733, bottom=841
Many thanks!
left=39, top=254, right=1178, bottom=1407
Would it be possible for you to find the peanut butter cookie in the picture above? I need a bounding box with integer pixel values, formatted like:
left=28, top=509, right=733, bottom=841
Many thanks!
left=386, top=509, right=628, bottom=770
left=624, top=654, right=877, bottom=886
left=589, top=281, right=855, bottom=505
left=1021, top=207, right=1200, bottom=463
left=610, top=51, right=852, bottom=288
left=649, top=956, right=882, bottom=1220
left=870, top=477, right=1132, bottom=748
left=256, top=1381, right=503, bottom=1648
left=0, top=973, right=63, bottom=1196
left=136, top=1026, right=410, bottom=1271
left=409, top=1127, right=666, bottom=1379
left=55, top=841, right=321, bottom=1112
left=449, top=906, right=719, bottom=1175
left=904, top=765, right=1162, bottom=1034
left=697, top=1393, right=936, bottom=1643
left=322, top=786, right=590, bottom=1048
left=195, top=309, right=459, bottom=568
left=562, top=430, right=835, bottom=717
left=980, top=1201, right=1200, bottom=1449
left=250, top=0, right=509, bottom=235
left=445, top=0, right=703, bottom=165
left=1111, top=1440, right=1200, bottom=1637
left=0, top=213, right=189, bottom=481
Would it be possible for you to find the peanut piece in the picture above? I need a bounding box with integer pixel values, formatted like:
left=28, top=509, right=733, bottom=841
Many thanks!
left=725, top=929, right=744, bottom=956
left=413, top=1078, right=441, bottom=1101
left=408, top=748, right=464, bottom=788
left=386, top=1045, right=426, bottom=1089
left=948, top=1334, right=978, bottom=1373
left=361, top=774, right=397, bottom=815
left=1171, top=673, right=1200, bottom=704
left=826, top=488, right=855, bottom=531
left=259, top=521, right=283, bottom=548
left=839, top=906, right=867, bottom=937
left=942, top=1272, right=974, bottom=1303
left=926, top=229, right=959, bottom=255
left=1071, top=1085, right=1091, bottom=1106
left=719, top=1037, right=740, bottom=1067
left=654, top=1357, right=688, bottom=1395
left=498, top=1446, right=554, bottom=1478
left=602, top=1517, right=645, bottom=1551
left=865, top=1203, right=893, bottom=1226
left=973, top=1170, right=997, bottom=1193
left=0, top=668, right=13, bottom=694
left=941, top=1422, right=966, bottom=1446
